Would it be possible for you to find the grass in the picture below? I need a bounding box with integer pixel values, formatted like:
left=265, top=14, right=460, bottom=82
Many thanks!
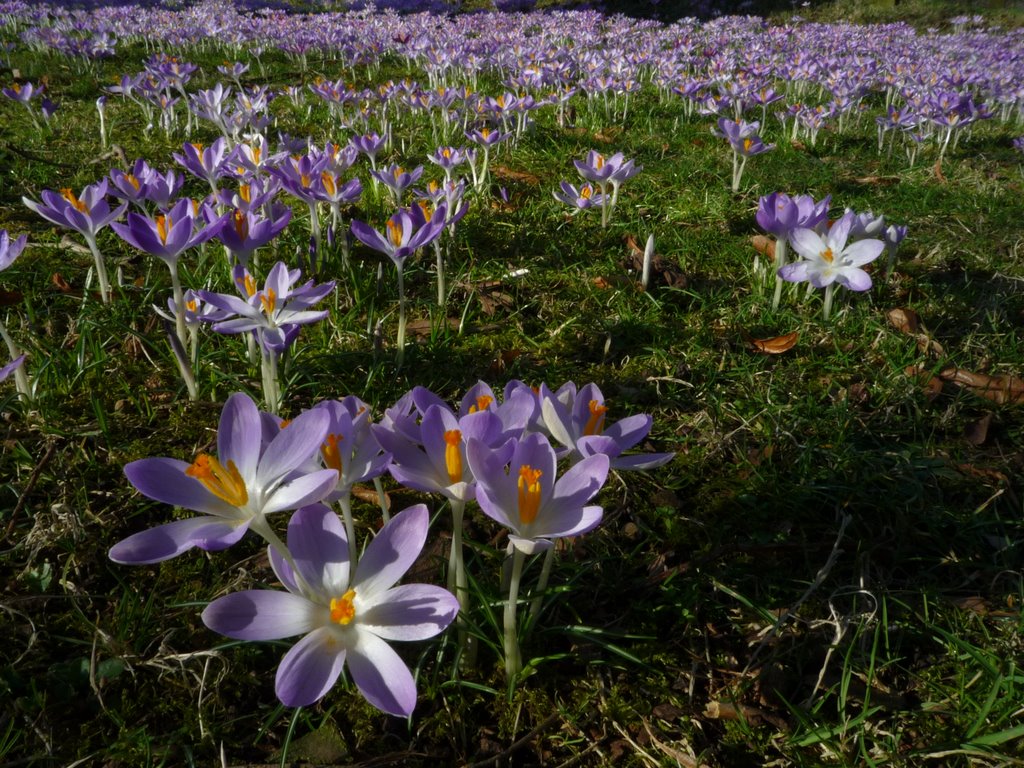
left=1, top=2, right=1024, bottom=767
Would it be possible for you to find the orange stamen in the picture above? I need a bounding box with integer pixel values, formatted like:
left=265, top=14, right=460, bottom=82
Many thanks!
left=517, top=465, right=543, bottom=525
left=583, top=399, right=609, bottom=436
left=185, top=454, right=248, bottom=507
left=329, top=589, right=357, bottom=625
left=443, top=430, right=462, bottom=484
left=321, top=433, right=344, bottom=474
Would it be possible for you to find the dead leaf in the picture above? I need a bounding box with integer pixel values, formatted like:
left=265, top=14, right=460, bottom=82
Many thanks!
left=351, top=484, right=389, bottom=510
left=955, top=463, right=1008, bottom=483
left=593, top=127, right=622, bottom=143
left=905, top=365, right=945, bottom=401
left=938, top=367, right=1024, bottom=405
left=491, top=165, right=540, bottom=185
left=405, top=317, right=461, bottom=338
left=751, top=235, right=776, bottom=262
left=0, top=289, right=23, bottom=306
left=592, top=276, right=612, bottom=289
left=621, top=234, right=687, bottom=289
left=963, top=413, right=992, bottom=446
left=886, top=307, right=920, bottom=334
left=51, top=273, right=74, bottom=293
left=477, top=290, right=514, bottom=316
left=952, top=596, right=991, bottom=615
left=488, top=349, right=523, bottom=377
left=748, top=331, right=798, bottom=354
left=934, top=157, right=946, bottom=182
left=853, top=175, right=900, bottom=187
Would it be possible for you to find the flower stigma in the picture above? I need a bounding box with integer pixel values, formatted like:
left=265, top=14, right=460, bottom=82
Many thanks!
left=321, top=433, right=344, bottom=474
left=583, top=399, right=609, bottom=436
left=329, top=589, right=357, bottom=625
left=517, top=465, right=543, bottom=525
left=443, top=429, right=462, bottom=483
left=185, top=454, right=249, bottom=507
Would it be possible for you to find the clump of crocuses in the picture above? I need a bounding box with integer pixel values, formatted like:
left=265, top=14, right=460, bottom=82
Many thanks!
left=559, top=150, right=640, bottom=227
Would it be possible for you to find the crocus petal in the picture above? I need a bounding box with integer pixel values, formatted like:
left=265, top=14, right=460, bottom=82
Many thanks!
left=552, top=453, right=609, bottom=509
left=286, top=504, right=350, bottom=596
left=275, top=626, right=346, bottom=707
left=261, top=468, right=340, bottom=515
left=257, top=409, right=329, bottom=486
left=108, top=516, right=243, bottom=564
left=202, top=590, right=320, bottom=640
left=609, top=452, right=675, bottom=471
left=842, top=239, right=885, bottom=268
left=778, top=261, right=810, bottom=283
left=358, top=584, right=458, bottom=641
left=218, top=392, right=262, bottom=482
left=838, top=268, right=872, bottom=292
left=124, top=457, right=236, bottom=516
left=347, top=630, right=417, bottom=717
left=602, top=413, right=652, bottom=450
left=789, top=228, right=826, bottom=262
left=352, top=504, right=427, bottom=599
left=530, top=503, right=604, bottom=540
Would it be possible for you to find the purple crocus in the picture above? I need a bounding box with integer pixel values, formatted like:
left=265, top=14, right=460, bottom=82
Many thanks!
left=173, top=138, right=230, bottom=194
left=756, top=192, right=831, bottom=310
left=0, top=229, right=27, bottom=271
left=553, top=180, right=605, bottom=211
left=715, top=118, right=774, bottom=192
left=467, top=432, right=609, bottom=556
left=779, top=211, right=885, bottom=320
left=213, top=205, right=292, bottom=266
left=22, top=180, right=127, bottom=303
left=0, top=354, right=25, bottom=384
left=0, top=229, right=29, bottom=399
left=370, top=164, right=423, bottom=206
left=110, top=392, right=337, bottom=565
left=539, top=382, right=674, bottom=471
left=201, top=503, right=458, bottom=715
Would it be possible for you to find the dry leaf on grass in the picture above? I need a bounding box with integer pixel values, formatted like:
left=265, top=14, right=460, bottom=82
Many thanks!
left=351, top=484, right=390, bottom=510
left=622, top=233, right=687, bottom=288
left=490, top=165, right=541, bottom=185
left=887, top=307, right=944, bottom=356
left=747, top=331, right=798, bottom=354
left=751, top=235, right=776, bottom=262
left=853, top=175, right=900, bottom=187
left=905, top=365, right=1024, bottom=405
left=963, top=413, right=993, bottom=446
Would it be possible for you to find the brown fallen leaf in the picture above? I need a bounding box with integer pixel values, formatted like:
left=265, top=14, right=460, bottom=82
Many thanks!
left=748, top=331, right=798, bottom=354
left=886, top=307, right=920, bottom=334
left=351, top=484, right=390, bottom=510
left=751, top=235, right=776, bottom=262
left=491, top=165, right=540, bottom=185
left=905, top=364, right=945, bottom=401
left=853, top=175, right=900, bottom=187
left=938, top=367, right=1024, bottom=405
left=51, top=272, right=74, bottom=293
left=934, top=157, right=946, bottom=182
left=622, top=234, right=687, bottom=289
left=405, top=317, right=461, bottom=338
left=0, top=289, right=23, bottom=306
left=963, top=413, right=993, bottom=446
left=955, top=463, right=1008, bottom=483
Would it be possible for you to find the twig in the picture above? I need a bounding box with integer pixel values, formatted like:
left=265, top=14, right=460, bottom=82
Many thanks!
left=3, top=440, right=57, bottom=543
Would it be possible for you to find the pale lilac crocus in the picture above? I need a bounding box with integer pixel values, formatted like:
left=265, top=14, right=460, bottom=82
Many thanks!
left=350, top=204, right=447, bottom=365
left=0, top=230, right=30, bottom=400
left=201, top=503, right=458, bottom=715
left=22, top=180, right=127, bottom=304
left=756, top=192, right=831, bottom=310
left=539, top=382, right=674, bottom=471
left=779, top=211, right=885, bottom=320
left=553, top=181, right=605, bottom=212
left=110, top=392, right=337, bottom=564
left=715, top=117, right=774, bottom=192
left=467, top=432, right=609, bottom=678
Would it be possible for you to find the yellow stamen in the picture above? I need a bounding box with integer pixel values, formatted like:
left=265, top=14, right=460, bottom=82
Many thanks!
left=386, top=219, right=404, bottom=248
left=468, top=395, right=493, bottom=414
left=517, top=465, right=543, bottom=525
left=186, top=299, right=197, bottom=313
left=300, top=173, right=311, bottom=188
left=321, top=171, right=337, bottom=196
left=443, top=430, right=462, bottom=484
left=191, top=142, right=204, bottom=154
left=60, top=188, right=88, bottom=213
left=427, top=180, right=440, bottom=195
left=233, top=209, right=248, bottom=240
left=583, top=399, right=609, bottom=436
left=581, top=185, right=592, bottom=199
left=156, top=215, right=171, bottom=244
left=321, top=433, right=344, bottom=474
left=260, top=288, right=276, bottom=314
left=595, top=153, right=605, bottom=169
left=243, top=273, right=257, bottom=297
left=329, top=589, right=357, bottom=625
left=185, top=454, right=249, bottom=507
left=743, top=137, right=753, bottom=153
left=126, top=174, right=141, bottom=191
left=239, top=183, right=251, bottom=203
left=821, top=247, right=834, bottom=263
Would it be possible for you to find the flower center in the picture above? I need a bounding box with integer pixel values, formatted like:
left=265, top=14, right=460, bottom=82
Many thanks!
left=242, top=273, right=257, bottom=298
left=386, top=219, right=404, bottom=247
left=233, top=209, right=248, bottom=239
left=321, top=171, right=336, bottom=196
left=185, top=454, right=248, bottom=507
left=443, top=429, right=462, bottom=484
left=583, top=399, right=609, bottom=436
left=517, top=465, right=543, bottom=525
left=260, top=288, right=276, bottom=314
left=743, top=137, right=753, bottom=153
left=156, top=215, right=171, bottom=244
left=321, top=433, right=344, bottom=474
left=329, top=589, right=357, bottom=625
left=468, top=395, right=493, bottom=413
left=126, top=174, right=141, bottom=191
left=60, top=188, right=88, bottom=213
left=581, top=185, right=593, bottom=199
left=821, top=247, right=834, bottom=263
left=595, top=153, right=605, bottom=169
left=239, top=183, right=251, bottom=203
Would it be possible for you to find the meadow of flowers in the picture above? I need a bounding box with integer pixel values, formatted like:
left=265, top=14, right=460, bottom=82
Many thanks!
left=2, top=0, right=1024, bottom=765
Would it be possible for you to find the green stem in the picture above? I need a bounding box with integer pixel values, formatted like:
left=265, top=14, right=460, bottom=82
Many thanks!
left=504, top=548, right=526, bottom=681
left=527, top=545, right=556, bottom=626
left=84, top=235, right=111, bottom=304
left=396, top=266, right=407, bottom=368
left=337, top=494, right=358, bottom=571
left=823, top=283, right=835, bottom=321
left=771, top=238, right=788, bottom=311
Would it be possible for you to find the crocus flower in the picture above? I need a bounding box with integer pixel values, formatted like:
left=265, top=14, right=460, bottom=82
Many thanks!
left=23, top=180, right=127, bottom=304
left=370, top=164, right=423, bottom=206
left=756, top=192, right=831, bottom=309
left=213, top=204, right=292, bottom=266
left=201, top=503, right=458, bottom=715
left=0, top=229, right=30, bottom=400
left=173, top=138, right=230, bottom=194
left=779, top=211, right=885, bottom=319
left=539, top=382, right=674, bottom=470
left=110, top=392, right=337, bottom=564
left=0, top=229, right=27, bottom=271
left=715, top=118, right=774, bottom=192
left=0, top=354, right=25, bottom=384
left=553, top=180, right=605, bottom=211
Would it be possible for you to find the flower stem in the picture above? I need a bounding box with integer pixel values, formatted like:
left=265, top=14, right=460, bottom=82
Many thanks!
left=504, top=548, right=525, bottom=681
left=337, top=494, right=358, bottom=571
left=528, top=546, right=556, bottom=626
left=395, top=266, right=407, bottom=367
left=823, top=283, right=835, bottom=320
left=84, top=235, right=111, bottom=304
left=449, top=499, right=475, bottom=666
left=434, top=240, right=445, bottom=306
left=771, top=238, right=788, bottom=311
left=0, top=315, right=31, bottom=401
